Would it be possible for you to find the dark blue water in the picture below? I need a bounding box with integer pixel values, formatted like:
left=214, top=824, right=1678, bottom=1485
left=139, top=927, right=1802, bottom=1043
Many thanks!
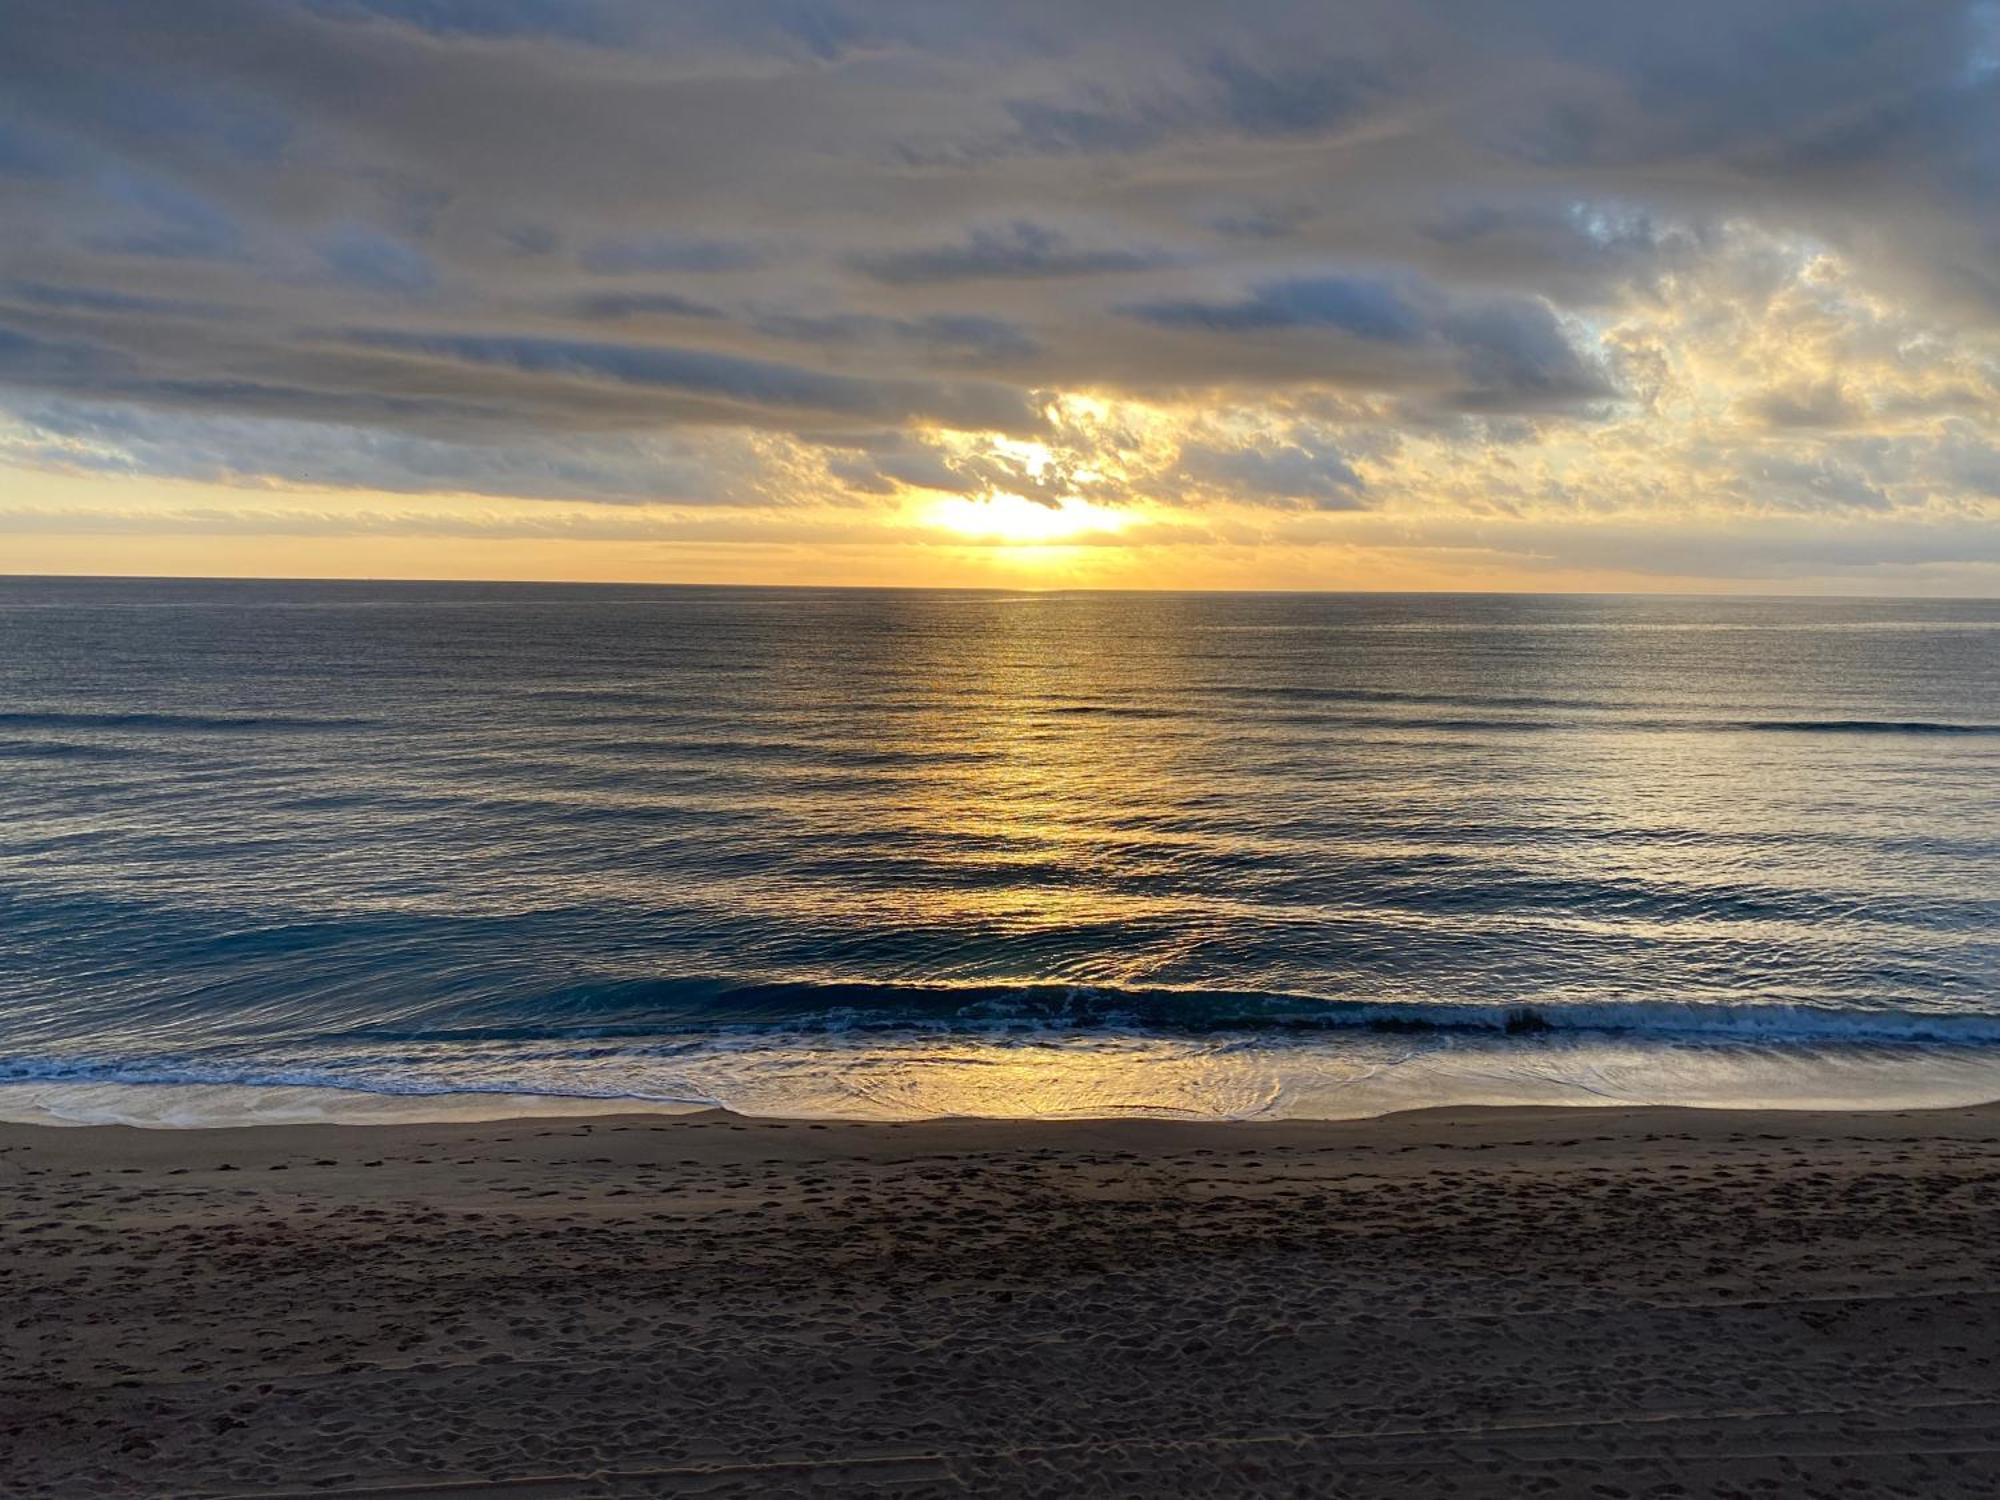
left=2, top=578, right=1997, bottom=1123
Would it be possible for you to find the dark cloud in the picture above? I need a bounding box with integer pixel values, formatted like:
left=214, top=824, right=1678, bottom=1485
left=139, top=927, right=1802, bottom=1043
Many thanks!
left=7, top=396, right=754, bottom=503
left=1203, top=51, right=1385, bottom=139
left=820, top=436, right=972, bottom=497
left=572, top=291, right=726, bottom=322
left=501, top=224, right=562, bottom=258
left=337, top=328, right=1042, bottom=432
left=1126, top=273, right=1610, bottom=411
left=1175, top=440, right=1367, bottom=510
left=748, top=310, right=1037, bottom=361
left=1435, top=300, right=1612, bottom=411
left=1127, top=275, right=1426, bottom=341
left=1419, top=201, right=1710, bottom=302
left=994, top=40, right=1392, bottom=159
left=0, top=326, right=105, bottom=385
left=852, top=222, right=1173, bottom=285
left=1001, top=95, right=1181, bottom=158
left=0, top=281, right=229, bottom=321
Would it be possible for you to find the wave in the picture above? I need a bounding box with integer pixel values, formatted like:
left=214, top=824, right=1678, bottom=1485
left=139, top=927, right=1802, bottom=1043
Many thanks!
left=0, top=737, right=140, bottom=759
left=270, top=979, right=2000, bottom=1047
left=8, top=982, right=2000, bottom=1126
left=1200, top=712, right=2000, bottom=744
left=1721, top=718, right=2000, bottom=736
left=0, top=710, right=375, bottom=733
left=1324, top=714, right=2000, bottom=737
left=10, top=705, right=1979, bottom=741
left=6, top=986, right=2000, bottom=1129
left=1219, top=685, right=1642, bottom=712
left=0, top=1054, right=715, bottom=1105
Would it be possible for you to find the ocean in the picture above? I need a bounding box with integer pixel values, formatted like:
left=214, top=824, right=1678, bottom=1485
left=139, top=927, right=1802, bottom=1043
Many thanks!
left=1, top=577, right=1996, bottom=1126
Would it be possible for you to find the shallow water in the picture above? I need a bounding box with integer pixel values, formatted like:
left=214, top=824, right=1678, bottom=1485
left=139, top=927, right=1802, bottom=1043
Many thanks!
left=1, top=578, right=1995, bottom=1124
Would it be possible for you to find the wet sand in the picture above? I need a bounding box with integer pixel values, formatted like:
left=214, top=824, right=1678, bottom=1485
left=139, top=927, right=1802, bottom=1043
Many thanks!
left=5, top=1104, right=2000, bottom=1498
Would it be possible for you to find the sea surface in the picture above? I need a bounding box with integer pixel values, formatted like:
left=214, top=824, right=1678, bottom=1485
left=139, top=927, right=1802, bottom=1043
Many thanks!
left=1, top=578, right=1997, bottom=1126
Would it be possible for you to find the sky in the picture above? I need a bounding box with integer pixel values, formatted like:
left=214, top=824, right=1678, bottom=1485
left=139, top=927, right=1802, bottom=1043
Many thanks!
left=2, top=1, right=1999, bottom=592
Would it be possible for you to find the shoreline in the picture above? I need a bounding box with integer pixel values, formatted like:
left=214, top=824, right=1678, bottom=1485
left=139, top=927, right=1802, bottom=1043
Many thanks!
left=7, top=1095, right=1999, bottom=1151
left=9, top=1039, right=2000, bottom=1131
left=9, top=1102, right=2000, bottom=1496
left=8, top=1085, right=2000, bottom=1134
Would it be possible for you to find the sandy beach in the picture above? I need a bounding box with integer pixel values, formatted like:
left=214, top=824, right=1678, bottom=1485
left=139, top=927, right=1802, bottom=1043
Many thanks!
left=3, top=1104, right=1998, bottom=1498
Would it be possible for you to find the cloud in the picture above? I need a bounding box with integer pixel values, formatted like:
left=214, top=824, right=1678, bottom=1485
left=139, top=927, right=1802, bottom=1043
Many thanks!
left=80, top=175, right=246, bottom=263
left=994, top=43, right=1391, bottom=158
left=3, top=397, right=761, bottom=503
left=337, top=328, right=1044, bottom=432
left=0, top=123, right=69, bottom=180
left=1209, top=204, right=1315, bottom=241
left=820, top=436, right=973, bottom=497
left=1127, top=275, right=1426, bottom=340
left=1126, top=273, right=1611, bottom=411
left=1419, top=200, right=1712, bottom=303
left=1742, top=377, right=1868, bottom=429
left=748, top=310, right=1037, bottom=361
left=1203, top=50, right=1385, bottom=140
left=1436, top=300, right=1613, bottom=410
left=1175, top=439, right=1367, bottom=510
left=0, top=281, right=229, bottom=321
left=297, top=0, right=641, bottom=47
left=852, top=222, right=1173, bottom=285
left=576, top=235, right=768, bottom=274
left=319, top=226, right=437, bottom=293
left=1736, top=452, right=1893, bottom=513
left=572, top=291, right=725, bottom=321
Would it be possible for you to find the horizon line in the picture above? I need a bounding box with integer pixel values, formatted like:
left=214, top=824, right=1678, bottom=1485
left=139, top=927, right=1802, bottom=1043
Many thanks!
left=1, top=571, right=1996, bottom=604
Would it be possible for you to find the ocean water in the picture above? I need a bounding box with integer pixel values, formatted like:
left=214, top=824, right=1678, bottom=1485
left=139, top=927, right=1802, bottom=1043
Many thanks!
left=2, top=577, right=1997, bottom=1126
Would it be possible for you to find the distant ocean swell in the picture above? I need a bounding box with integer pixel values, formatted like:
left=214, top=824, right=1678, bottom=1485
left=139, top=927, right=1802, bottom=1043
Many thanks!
left=2, top=706, right=1997, bottom=738
left=3, top=712, right=2000, bottom=744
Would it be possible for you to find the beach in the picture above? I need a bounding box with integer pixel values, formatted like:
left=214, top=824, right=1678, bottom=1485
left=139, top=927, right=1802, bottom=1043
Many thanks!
left=7, top=1103, right=2000, bottom=1498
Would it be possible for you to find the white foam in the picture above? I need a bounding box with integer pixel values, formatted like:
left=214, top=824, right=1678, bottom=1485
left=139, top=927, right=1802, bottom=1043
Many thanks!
left=0, top=1081, right=708, bottom=1129
left=7, top=1033, right=2000, bottom=1128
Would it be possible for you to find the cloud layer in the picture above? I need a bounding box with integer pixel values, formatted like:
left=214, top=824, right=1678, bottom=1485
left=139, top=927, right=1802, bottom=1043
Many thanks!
left=1, top=0, right=1997, bottom=586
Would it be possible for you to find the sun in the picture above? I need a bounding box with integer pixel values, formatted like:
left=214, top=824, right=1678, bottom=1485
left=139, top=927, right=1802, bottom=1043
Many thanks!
left=918, top=492, right=1131, bottom=545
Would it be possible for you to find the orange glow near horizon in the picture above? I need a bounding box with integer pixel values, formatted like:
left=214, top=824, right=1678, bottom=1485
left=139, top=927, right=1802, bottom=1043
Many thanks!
left=0, top=455, right=1992, bottom=598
